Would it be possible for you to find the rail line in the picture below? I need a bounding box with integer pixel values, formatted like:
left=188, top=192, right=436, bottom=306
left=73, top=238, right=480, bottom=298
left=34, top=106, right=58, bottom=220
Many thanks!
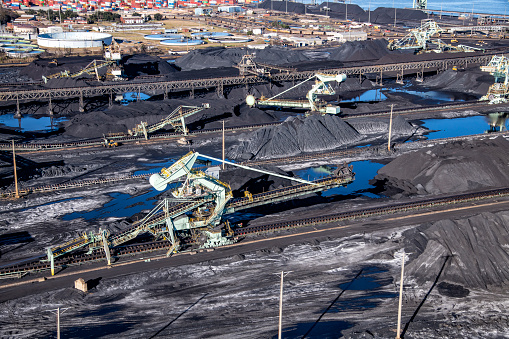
left=1, top=186, right=509, bottom=278
left=1, top=119, right=506, bottom=199
left=0, top=99, right=494, bottom=153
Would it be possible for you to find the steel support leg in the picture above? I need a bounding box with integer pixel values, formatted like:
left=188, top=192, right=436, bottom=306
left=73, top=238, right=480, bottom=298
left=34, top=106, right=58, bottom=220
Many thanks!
left=79, top=90, right=84, bottom=112
left=48, top=96, right=53, bottom=116
left=47, top=248, right=55, bottom=276
left=217, top=81, right=224, bottom=98
left=14, top=95, right=21, bottom=119
left=190, top=85, right=195, bottom=99
left=376, top=71, right=383, bottom=87
left=101, top=230, right=111, bottom=266
left=164, top=85, right=168, bottom=100
left=109, top=93, right=113, bottom=107
left=396, top=69, right=404, bottom=85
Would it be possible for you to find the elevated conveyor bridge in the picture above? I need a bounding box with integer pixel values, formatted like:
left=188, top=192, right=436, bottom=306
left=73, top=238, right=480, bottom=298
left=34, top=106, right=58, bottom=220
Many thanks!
left=0, top=53, right=497, bottom=112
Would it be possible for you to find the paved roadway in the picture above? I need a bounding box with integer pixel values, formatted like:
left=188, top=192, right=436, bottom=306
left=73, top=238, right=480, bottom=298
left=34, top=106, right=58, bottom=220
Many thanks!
left=1, top=196, right=509, bottom=303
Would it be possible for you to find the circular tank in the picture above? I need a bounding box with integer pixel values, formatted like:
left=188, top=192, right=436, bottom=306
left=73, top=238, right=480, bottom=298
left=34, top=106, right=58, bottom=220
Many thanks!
left=144, top=34, right=183, bottom=40
left=6, top=48, right=45, bottom=58
left=160, top=39, right=204, bottom=46
left=208, top=36, right=252, bottom=44
left=37, top=32, right=112, bottom=49
left=191, top=32, right=232, bottom=39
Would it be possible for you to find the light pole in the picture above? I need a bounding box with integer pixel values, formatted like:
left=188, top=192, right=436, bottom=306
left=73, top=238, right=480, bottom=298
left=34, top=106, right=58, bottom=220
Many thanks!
left=277, top=271, right=291, bottom=339
left=395, top=251, right=406, bottom=339
left=388, top=104, right=394, bottom=151
left=47, top=307, right=70, bottom=339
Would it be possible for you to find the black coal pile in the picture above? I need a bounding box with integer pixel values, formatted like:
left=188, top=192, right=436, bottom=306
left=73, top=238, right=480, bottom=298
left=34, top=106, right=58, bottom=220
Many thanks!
left=122, top=54, right=178, bottom=77
left=19, top=56, right=99, bottom=81
left=404, top=211, right=509, bottom=291
left=258, top=1, right=426, bottom=24
left=258, top=0, right=307, bottom=14
left=63, top=97, right=278, bottom=138
left=227, top=114, right=363, bottom=160
left=329, top=39, right=392, bottom=63
left=418, top=68, right=494, bottom=96
left=174, top=46, right=310, bottom=71
left=221, top=166, right=294, bottom=196
left=347, top=115, right=415, bottom=135
left=363, top=7, right=427, bottom=24
left=39, top=165, right=87, bottom=178
left=372, top=137, right=509, bottom=196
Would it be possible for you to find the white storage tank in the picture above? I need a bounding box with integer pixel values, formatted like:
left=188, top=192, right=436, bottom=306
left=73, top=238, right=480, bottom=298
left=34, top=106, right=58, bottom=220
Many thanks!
left=37, top=32, right=113, bottom=49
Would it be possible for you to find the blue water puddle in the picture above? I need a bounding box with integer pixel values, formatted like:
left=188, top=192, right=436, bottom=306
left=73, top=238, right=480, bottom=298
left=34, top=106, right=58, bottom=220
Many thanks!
left=294, top=160, right=384, bottom=198
left=61, top=188, right=163, bottom=221
left=422, top=115, right=495, bottom=139
left=0, top=114, right=67, bottom=132
left=388, top=88, right=460, bottom=104
left=340, top=89, right=387, bottom=103
left=120, top=92, right=151, bottom=105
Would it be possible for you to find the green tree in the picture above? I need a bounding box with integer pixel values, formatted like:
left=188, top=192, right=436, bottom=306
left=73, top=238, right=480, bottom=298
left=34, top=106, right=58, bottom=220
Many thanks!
left=153, top=13, right=163, bottom=21
left=132, top=12, right=141, bottom=17
left=0, top=7, right=19, bottom=24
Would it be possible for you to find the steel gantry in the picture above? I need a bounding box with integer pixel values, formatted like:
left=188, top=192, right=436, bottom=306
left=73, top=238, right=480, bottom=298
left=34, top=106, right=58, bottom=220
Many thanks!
left=413, top=0, right=427, bottom=10
left=0, top=53, right=495, bottom=110
left=480, top=55, right=509, bottom=104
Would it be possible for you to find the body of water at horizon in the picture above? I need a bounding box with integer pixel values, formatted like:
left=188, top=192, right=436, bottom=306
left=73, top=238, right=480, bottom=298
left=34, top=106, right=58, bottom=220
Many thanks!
left=300, top=0, right=508, bottom=15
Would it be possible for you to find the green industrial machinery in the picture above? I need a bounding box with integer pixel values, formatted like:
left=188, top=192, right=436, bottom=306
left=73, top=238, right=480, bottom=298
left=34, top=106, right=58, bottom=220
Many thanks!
left=388, top=19, right=483, bottom=53
left=413, top=0, right=427, bottom=10
left=246, top=72, right=347, bottom=115
left=44, top=151, right=355, bottom=274
left=480, top=55, right=509, bottom=104
left=128, top=104, right=210, bottom=139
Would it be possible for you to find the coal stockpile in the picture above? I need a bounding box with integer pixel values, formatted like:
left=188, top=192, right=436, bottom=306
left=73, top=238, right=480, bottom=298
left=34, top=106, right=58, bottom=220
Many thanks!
left=418, top=68, right=494, bottom=96
left=404, top=211, right=509, bottom=291
left=363, top=7, right=428, bottom=24
left=221, top=166, right=294, bottom=196
left=63, top=97, right=277, bottom=138
left=18, top=56, right=99, bottom=80
left=174, top=46, right=311, bottom=71
left=122, top=54, right=178, bottom=77
left=258, top=1, right=426, bottom=24
left=372, top=137, right=509, bottom=196
left=258, top=0, right=307, bottom=14
left=328, top=39, right=393, bottom=63
left=228, top=115, right=362, bottom=160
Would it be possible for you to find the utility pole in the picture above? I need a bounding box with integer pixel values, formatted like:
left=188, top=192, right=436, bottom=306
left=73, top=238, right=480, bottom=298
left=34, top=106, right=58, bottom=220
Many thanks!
left=222, top=120, right=226, bottom=170
left=47, top=307, right=69, bottom=339
left=12, top=140, right=19, bottom=199
left=395, top=251, right=406, bottom=339
left=388, top=104, right=394, bottom=151
left=277, top=271, right=291, bottom=339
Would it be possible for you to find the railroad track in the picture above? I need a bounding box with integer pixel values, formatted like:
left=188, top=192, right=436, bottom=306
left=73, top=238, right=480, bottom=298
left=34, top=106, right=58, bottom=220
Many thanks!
left=0, top=99, right=495, bottom=153
left=1, top=126, right=506, bottom=199
left=2, top=186, right=509, bottom=278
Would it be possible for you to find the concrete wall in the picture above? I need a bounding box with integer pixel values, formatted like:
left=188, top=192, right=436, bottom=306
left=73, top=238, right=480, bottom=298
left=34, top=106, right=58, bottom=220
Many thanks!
left=37, top=32, right=112, bottom=48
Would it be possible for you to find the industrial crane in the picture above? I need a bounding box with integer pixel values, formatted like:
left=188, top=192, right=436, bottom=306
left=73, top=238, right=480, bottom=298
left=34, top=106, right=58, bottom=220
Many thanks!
left=388, top=19, right=482, bottom=53
left=44, top=151, right=355, bottom=274
left=246, top=72, right=347, bottom=115
left=480, top=55, right=509, bottom=104
left=42, top=40, right=125, bottom=83
left=128, top=103, right=210, bottom=139
left=413, top=0, right=427, bottom=10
